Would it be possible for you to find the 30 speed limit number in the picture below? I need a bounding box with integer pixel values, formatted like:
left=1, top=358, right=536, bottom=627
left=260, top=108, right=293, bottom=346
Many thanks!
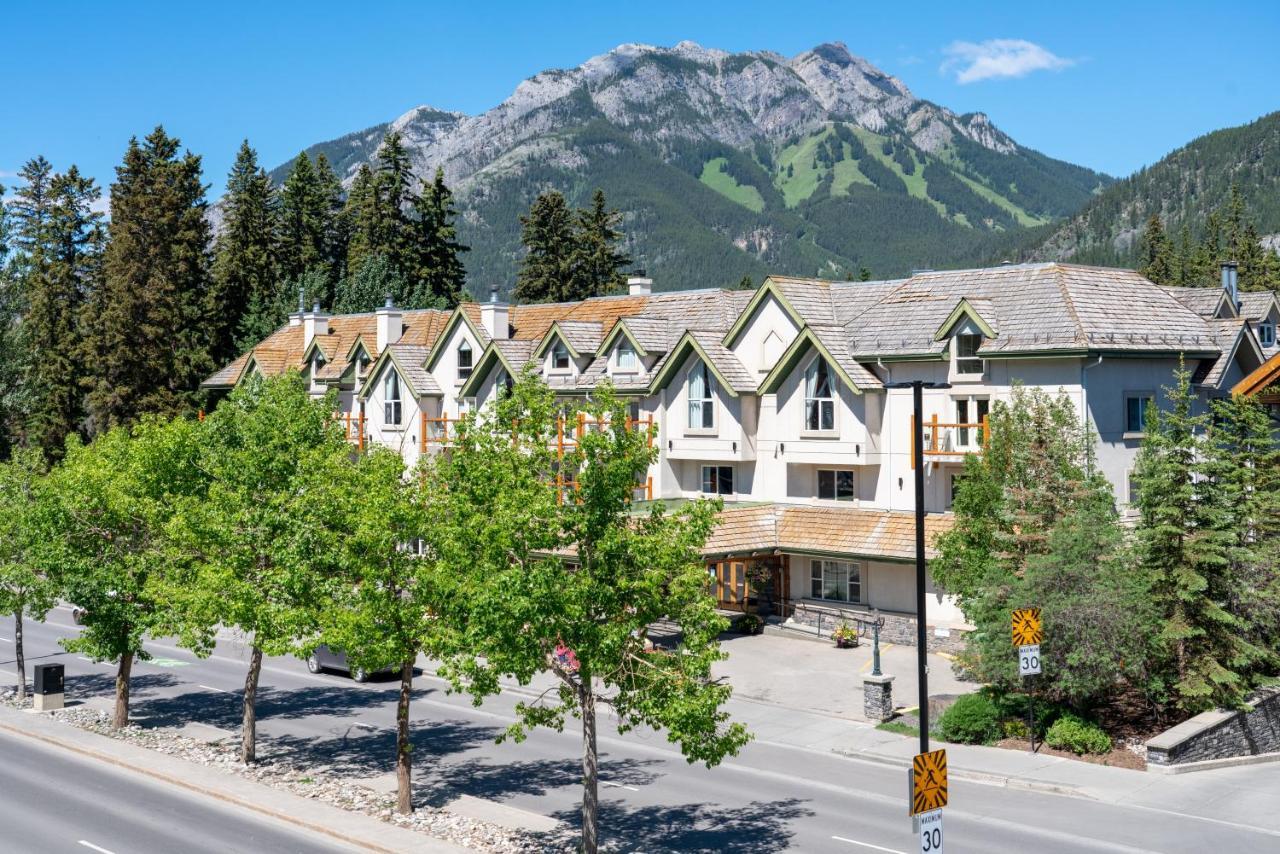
left=918, top=809, right=943, bottom=853
left=1019, top=643, right=1041, bottom=676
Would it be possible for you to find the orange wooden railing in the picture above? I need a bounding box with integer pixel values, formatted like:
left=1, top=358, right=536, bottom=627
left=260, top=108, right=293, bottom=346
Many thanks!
left=910, top=413, right=989, bottom=469
left=336, top=410, right=366, bottom=451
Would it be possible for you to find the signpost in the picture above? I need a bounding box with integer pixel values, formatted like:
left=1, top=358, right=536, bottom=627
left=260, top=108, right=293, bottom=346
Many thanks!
left=910, top=749, right=947, bottom=853
left=1012, top=608, right=1043, bottom=754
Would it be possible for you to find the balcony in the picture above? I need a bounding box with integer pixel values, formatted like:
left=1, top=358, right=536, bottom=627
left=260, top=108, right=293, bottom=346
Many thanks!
left=910, top=413, right=988, bottom=467
left=421, top=412, right=656, bottom=455
left=336, top=411, right=366, bottom=451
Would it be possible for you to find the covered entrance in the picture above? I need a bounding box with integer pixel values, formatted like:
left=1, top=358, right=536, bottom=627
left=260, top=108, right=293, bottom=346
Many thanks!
left=708, top=555, right=790, bottom=617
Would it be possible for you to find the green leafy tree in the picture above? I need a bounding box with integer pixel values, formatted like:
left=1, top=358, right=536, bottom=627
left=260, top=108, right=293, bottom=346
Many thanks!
left=1133, top=365, right=1265, bottom=712
left=43, top=417, right=204, bottom=727
left=333, top=254, right=405, bottom=314
left=569, top=189, right=630, bottom=300
left=514, top=191, right=575, bottom=304
left=216, top=140, right=280, bottom=357
left=83, top=127, right=215, bottom=434
left=0, top=450, right=58, bottom=701
left=409, top=167, right=468, bottom=308
left=158, top=374, right=349, bottom=762
left=439, top=375, right=750, bottom=853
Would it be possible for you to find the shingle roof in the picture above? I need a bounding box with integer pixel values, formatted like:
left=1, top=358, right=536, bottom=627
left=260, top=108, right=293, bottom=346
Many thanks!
left=385, top=344, right=440, bottom=396
left=551, top=320, right=603, bottom=355
left=687, top=330, right=756, bottom=393
left=616, top=317, right=671, bottom=353
left=701, top=503, right=954, bottom=561
left=808, top=325, right=883, bottom=389
left=1238, top=291, right=1277, bottom=323
left=1163, top=286, right=1230, bottom=319
left=1195, top=318, right=1250, bottom=388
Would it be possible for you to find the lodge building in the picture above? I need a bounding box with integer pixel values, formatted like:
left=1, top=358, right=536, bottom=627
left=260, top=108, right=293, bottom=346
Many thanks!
left=205, top=262, right=1276, bottom=649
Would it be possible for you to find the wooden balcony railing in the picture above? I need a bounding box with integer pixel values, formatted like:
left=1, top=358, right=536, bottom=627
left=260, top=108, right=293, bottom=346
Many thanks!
left=910, top=413, right=989, bottom=468
left=422, top=412, right=657, bottom=455
left=336, top=411, right=366, bottom=451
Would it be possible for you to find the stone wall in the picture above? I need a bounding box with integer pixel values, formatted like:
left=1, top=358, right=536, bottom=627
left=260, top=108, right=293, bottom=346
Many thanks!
left=786, top=601, right=968, bottom=655
left=1146, top=688, right=1280, bottom=766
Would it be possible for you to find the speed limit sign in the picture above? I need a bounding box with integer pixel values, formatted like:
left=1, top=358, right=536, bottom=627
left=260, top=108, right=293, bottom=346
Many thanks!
left=918, top=809, right=943, bottom=853
left=1019, top=643, right=1041, bottom=676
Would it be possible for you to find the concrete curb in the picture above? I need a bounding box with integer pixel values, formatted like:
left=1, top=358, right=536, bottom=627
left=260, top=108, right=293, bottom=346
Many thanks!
left=830, top=746, right=1093, bottom=799
left=0, top=704, right=469, bottom=853
left=1146, top=750, right=1280, bottom=775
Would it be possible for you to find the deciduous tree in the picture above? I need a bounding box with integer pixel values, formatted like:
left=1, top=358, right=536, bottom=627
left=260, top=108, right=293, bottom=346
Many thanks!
left=0, top=450, right=58, bottom=701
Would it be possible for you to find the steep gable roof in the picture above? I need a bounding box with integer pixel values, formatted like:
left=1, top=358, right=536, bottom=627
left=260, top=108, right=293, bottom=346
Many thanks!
left=1162, top=285, right=1234, bottom=319
left=648, top=330, right=756, bottom=397
left=758, top=325, right=879, bottom=394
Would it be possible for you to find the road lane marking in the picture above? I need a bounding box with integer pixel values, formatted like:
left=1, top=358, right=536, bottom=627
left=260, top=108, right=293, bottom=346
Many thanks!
left=0, top=636, right=11, bottom=642
left=198, top=684, right=232, bottom=694
left=832, top=837, right=906, bottom=854
left=78, top=842, right=116, bottom=854
left=600, top=779, right=639, bottom=791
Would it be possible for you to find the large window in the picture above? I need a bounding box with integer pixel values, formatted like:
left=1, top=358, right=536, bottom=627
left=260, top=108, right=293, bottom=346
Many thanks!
left=804, top=357, right=835, bottom=431
left=688, top=362, right=715, bottom=430
left=809, top=559, right=861, bottom=603
left=1126, top=394, right=1153, bottom=434
left=955, top=334, right=984, bottom=375
left=383, top=370, right=402, bottom=426
left=955, top=397, right=990, bottom=448
left=701, top=465, right=734, bottom=495
left=817, top=469, right=854, bottom=501
left=457, top=341, right=473, bottom=379
left=616, top=342, right=639, bottom=372
left=551, top=340, right=571, bottom=371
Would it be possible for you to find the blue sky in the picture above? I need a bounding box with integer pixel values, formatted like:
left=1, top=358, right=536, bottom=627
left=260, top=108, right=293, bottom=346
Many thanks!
left=4, top=0, right=1277, bottom=201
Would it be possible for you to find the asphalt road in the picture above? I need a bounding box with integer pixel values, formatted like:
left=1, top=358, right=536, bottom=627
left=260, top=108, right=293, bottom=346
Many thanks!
left=3, top=609, right=1279, bottom=854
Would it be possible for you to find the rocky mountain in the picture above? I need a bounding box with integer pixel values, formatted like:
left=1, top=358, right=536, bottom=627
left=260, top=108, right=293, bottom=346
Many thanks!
left=273, top=41, right=1112, bottom=294
left=1033, top=111, right=1280, bottom=265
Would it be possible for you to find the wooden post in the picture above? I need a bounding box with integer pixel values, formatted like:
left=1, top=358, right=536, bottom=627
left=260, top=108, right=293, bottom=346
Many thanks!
left=929, top=412, right=939, bottom=454
left=910, top=413, right=916, bottom=469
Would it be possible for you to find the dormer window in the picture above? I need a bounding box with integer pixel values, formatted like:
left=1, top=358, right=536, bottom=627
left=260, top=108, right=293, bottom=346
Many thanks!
left=496, top=369, right=514, bottom=398
left=384, top=370, right=402, bottom=426
left=1261, top=321, right=1275, bottom=348
left=457, top=341, right=473, bottom=379
left=687, top=363, right=715, bottom=430
left=616, top=342, right=638, bottom=372
left=551, top=340, right=571, bottom=371
left=804, top=357, right=835, bottom=431
left=955, top=334, right=984, bottom=375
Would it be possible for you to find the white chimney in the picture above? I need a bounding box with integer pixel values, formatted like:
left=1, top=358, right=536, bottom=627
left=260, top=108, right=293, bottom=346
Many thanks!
left=481, top=287, right=510, bottom=340
left=302, top=302, right=329, bottom=349
left=627, top=274, right=653, bottom=296
left=375, top=295, right=402, bottom=352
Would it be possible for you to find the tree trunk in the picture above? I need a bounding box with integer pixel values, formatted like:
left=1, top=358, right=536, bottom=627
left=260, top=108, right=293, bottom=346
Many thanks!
left=396, top=659, right=414, bottom=814
left=113, top=651, right=132, bottom=729
left=579, top=684, right=599, bottom=854
left=13, top=609, right=25, bottom=703
left=241, top=645, right=263, bottom=764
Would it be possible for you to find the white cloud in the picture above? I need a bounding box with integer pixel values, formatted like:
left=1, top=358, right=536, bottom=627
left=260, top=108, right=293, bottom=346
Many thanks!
left=0, top=169, right=20, bottom=180
left=941, top=39, right=1074, bottom=84
left=90, top=193, right=111, bottom=216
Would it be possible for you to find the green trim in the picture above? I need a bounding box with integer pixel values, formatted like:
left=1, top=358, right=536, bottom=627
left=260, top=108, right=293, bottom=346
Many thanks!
left=533, top=322, right=582, bottom=360
left=934, top=297, right=997, bottom=341
left=721, top=277, right=807, bottom=349
left=359, top=348, right=438, bottom=401
left=457, top=343, right=520, bottom=398
left=595, top=321, right=650, bottom=359
left=757, top=327, right=864, bottom=396
left=424, top=309, right=487, bottom=371
left=345, top=334, right=372, bottom=361
left=647, top=332, right=741, bottom=399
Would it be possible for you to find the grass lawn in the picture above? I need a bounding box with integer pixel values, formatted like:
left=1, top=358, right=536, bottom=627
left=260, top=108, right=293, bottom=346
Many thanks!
left=699, top=157, right=765, bottom=212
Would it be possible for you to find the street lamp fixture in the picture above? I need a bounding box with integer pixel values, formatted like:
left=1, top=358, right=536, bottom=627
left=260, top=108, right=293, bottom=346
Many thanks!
left=885, top=380, right=951, bottom=753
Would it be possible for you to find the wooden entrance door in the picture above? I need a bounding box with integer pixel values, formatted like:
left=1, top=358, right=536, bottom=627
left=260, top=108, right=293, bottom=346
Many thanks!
left=710, top=561, right=748, bottom=609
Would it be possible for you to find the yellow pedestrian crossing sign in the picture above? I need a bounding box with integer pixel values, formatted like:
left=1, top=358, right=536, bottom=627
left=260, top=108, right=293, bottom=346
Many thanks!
left=911, top=749, right=948, bottom=815
left=1012, top=607, right=1042, bottom=646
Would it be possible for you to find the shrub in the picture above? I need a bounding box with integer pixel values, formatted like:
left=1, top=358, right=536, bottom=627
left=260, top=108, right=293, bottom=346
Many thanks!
left=1002, top=719, right=1030, bottom=739
left=733, top=613, right=763, bottom=635
left=1045, top=714, right=1112, bottom=755
left=938, top=693, right=1002, bottom=744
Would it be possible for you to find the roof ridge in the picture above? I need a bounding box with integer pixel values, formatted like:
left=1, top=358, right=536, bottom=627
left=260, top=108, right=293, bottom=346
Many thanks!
left=1049, top=265, right=1088, bottom=347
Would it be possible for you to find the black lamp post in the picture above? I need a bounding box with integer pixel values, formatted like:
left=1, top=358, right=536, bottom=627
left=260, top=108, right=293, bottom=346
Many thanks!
left=887, top=379, right=951, bottom=754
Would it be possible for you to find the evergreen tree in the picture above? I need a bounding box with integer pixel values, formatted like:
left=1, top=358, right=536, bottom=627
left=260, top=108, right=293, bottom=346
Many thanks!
left=83, top=126, right=215, bottom=433
left=345, top=132, right=415, bottom=283
left=215, top=141, right=279, bottom=358
left=344, top=164, right=380, bottom=279
left=278, top=152, right=327, bottom=285
left=1139, top=213, right=1175, bottom=285
left=1132, top=364, right=1263, bottom=713
left=409, top=167, right=468, bottom=308
left=333, top=254, right=405, bottom=314
left=569, top=189, right=630, bottom=301
left=515, top=191, right=576, bottom=304
left=315, top=153, right=348, bottom=300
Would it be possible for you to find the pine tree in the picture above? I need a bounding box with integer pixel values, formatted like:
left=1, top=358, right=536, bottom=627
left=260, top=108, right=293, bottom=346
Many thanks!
left=569, top=189, right=630, bottom=301
left=344, top=164, right=380, bottom=279
left=1139, top=213, right=1175, bottom=285
left=514, top=191, right=575, bottom=304
left=345, top=132, right=416, bottom=284
left=315, top=153, right=348, bottom=302
left=333, top=255, right=405, bottom=314
left=15, top=165, right=104, bottom=457
left=278, top=152, right=327, bottom=286
left=215, top=141, right=279, bottom=358
left=1132, top=364, right=1261, bottom=712
left=409, top=167, right=468, bottom=308
left=83, top=127, right=214, bottom=433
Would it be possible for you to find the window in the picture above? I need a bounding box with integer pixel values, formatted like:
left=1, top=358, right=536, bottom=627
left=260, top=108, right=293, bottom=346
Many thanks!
left=383, top=370, right=402, bottom=426
left=804, top=357, right=836, bottom=431
left=551, top=340, right=571, bottom=371
left=456, top=341, right=473, bottom=379
left=955, top=334, right=984, bottom=375
left=1126, top=394, right=1153, bottom=434
left=1261, top=322, right=1276, bottom=348
left=701, top=465, right=734, bottom=495
left=687, top=362, right=715, bottom=430
left=955, top=397, right=989, bottom=448
left=817, top=469, right=854, bottom=501
left=809, top=559, right=861, bottom=603
left=616, top=342, right=639, bottom=371
left=460, top=396, right=476, bottom=414
left=497, top=369, right=514, bottom=398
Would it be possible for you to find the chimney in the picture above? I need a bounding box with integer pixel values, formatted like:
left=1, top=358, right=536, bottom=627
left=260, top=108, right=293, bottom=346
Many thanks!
left=375, top=294, right=402, bottom=352
left=288, top=284, right=306, bottom=327
left=627, top=269, right=653, bottom=296
left=302, top=301, right=329, bottom=349
left=1221, top=261, right=1240, bottom=312
left=480, top=287, right=510, bottom=340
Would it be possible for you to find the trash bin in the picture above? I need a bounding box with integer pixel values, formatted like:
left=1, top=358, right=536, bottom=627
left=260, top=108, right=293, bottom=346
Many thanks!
left=33, top=663, right=64, bottom=711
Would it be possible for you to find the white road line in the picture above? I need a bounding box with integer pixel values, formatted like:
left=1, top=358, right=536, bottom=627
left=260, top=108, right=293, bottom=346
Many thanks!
left=197, top=684, right=232, bottom=694
left=831, top=837, right=906, bottom=854
left=78, top=842, right=116, bottom=854
left=600, top=780, right=639, bottom=792
left=0, top=636, right=11, bottom=642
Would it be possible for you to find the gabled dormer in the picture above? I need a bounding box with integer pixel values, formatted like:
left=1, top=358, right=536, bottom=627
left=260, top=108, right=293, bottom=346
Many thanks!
left=935, top=297, right=998, bottom=382
left=722, top=277, right=805, bottom=376
left=424, top=307, right=489, bottom=391
left=534, top=321, right=602, bottom=385
left=595, top=318, right=667, bottom=383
